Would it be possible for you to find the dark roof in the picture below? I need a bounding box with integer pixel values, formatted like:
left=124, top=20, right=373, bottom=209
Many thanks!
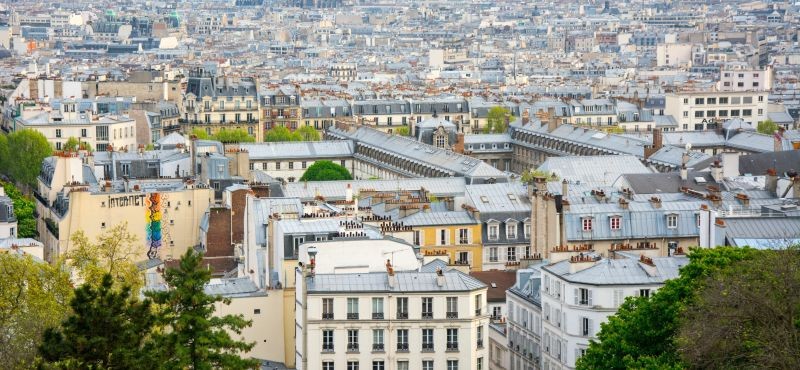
left=469, top=270, right=517, bottom=302
left=622, top=171, right=719, bottom=195
left=738, top=151, right=800, bottom=176
left=165, top=256, right=237, bottom=277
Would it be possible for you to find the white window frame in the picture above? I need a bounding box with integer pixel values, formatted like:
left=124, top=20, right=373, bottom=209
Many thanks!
left=667, top=214, right=678, bottom=229
left=610, top=216, right=621, bottom=230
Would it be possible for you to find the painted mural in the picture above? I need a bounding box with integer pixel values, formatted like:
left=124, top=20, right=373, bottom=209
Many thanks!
left=145, top=193, right=162, bottom=259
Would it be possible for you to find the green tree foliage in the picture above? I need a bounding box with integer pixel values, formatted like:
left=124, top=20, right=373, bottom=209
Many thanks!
left=5, top=129, right=52, bottom=188
left=63, top=137, right=93, bottom=152
left=483, top=106, right=511, bottom=134
left=678, top=248, right=800, bottom=369
left=296, top=125, right=321, bottom=141
left=0, top=254, right=72, bottom=369
left=147, top=249, right=259, bottom=370
left=299, top=160, right=353, bottom=182
left=756, top=119, right=779, bottom=135
left=264, top=125, right=302, bottom=142
left=576, top=247, right=760, bottom=370
left=39, top=274, right=157, bottom=369
left=0, top=134, right=9, bottom=175
left=393, top=126, right=411, bottom=136
left=520, top=169, right=559, bottom=183
left=213, top=129, right=256, bottom=144
left=66, top=222, right=144, bottom=294
left=1, top=181, right=38, bottom=238
left=190, top=128, right=210, bottom=140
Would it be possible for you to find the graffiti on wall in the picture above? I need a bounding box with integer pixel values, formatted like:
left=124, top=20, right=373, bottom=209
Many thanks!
left=145, top=193, right=162, bottom=259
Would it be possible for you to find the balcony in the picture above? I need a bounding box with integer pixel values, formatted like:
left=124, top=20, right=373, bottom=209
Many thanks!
left=347, top=313, right=359, bottom=320
left=446, top=312, right=458, bottom=319
left=422, top=312, right=433, bottom=319
left=372, top=312, right=384, bottom=320
left=396, top=343, right=409, bottom=352
left=446, top=343, right=459, bottom=352
left=372, top=343, right=384, bottom=352
left=422, top=343, right=434, bottom=352
left=322, top=313, right=333, bottom=320
left=346, top=343, right=359, bottom=353
left=397, top=312, right=408, bottom=320
left=475, top=308, right=482, bottom=316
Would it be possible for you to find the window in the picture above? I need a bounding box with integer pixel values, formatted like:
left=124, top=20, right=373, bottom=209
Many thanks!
left=477, top=325, right=484, bottom=348
left=731, top=109, right=740, bottom=116
left=422, top=297, right=433, bottom=319
left=695, top=98, right=704, bottom=105
left=582, top=218, right=593, bottom=231
left=422, top=328, right=434, bottom=350
left=347, top=329, right=359, bottom=351
left=694, top=111, right=704, bottom=118
left=506, top=223, right=517, bottom=239
left=719, top=109, right=728, bottom=117
left=372, top=298, right=384, bottom=319
left=372, top=361, right=384, bottom=370
left=458, top=228, right=469, bottom=244
left=707, top=97, right=716, bottom=104
left=302, top=161, right=307, bottom=169
left=56, top=142, right=62, bottom=150
left=489, top=247, right=498, bottom=262
left=743, top=109, right=752, bottom=116
left=396, top=297, right=408, bottom=319
left=96, top=126, right=108, bottom=141
left=639, top=289, right=651, bottom=298
left=758, top=95, right=764, bottom=102
left=322, top=330, right=334, bottom=351
left=524, top=222, right=531, bottom=239
left=276, top=162, right=281, bottom=170
left=438, top=229, right=448, bottom=245
left=667, top=214, right=678, bottom=229
left=613, top=289, right=624, bottom=307
left=447, top=360, right=459, bottom=370
left=341, top=160, right=346, bottom=167
left=575, top=288, right=593, bottom=306
left=396, top=361, right=408, bottom=370
left=706, top=110, right=716, bottom=117
left=446, top=328, right=458, bottom=351
left=492, top=306, right=501, bottom=319
left=731, top=97, right=741, bottom=104
left=80, top=128, right=87, bottom=138
left=488, top=224, right=499, bottom=240
left=348, top=361, right=359, bottom=370
left=477, top=357, right=483, bottom=370
left=683, top=98, right=689, bottom=104
left=743, top=96, right=753, bottom=104
left=757, top=108, right=763, bottom=115
left=347, top=298, right=359, bottom=319
left=507, top=246, right=516, bottom=262
left=323, top=362, right=334, bottom=370
left=372, top=329, right=384, bottom=351
left=581, top=317, right=593, bottom=336
left=719, top=97, right=729, bottom=104
left=475, top=294, right=482, bottom=316
left=288, top=162, right=294, bottom=170
left=396, top=329, right=409, bottom=351
left=610, top=216, right=621, bottom=230
left=55, top=129, right=62, bottom=138
left=446, top=297, right=458, bottom=318
left=422, top=361, right=434, bottom=370
left=413, top=231, right=421, bottom=246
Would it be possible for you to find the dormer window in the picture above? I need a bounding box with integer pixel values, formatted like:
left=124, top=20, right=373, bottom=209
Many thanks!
left=582, top=217, right=593, bottom=231
left=506, top=222, right=517, bottom=239
left=610, top=216, right=621, bottom=230
left=667, top=214, right=678, bottom=229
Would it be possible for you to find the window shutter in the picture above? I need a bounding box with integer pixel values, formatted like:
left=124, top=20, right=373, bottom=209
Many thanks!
left=467, top=228, right=472, bottom=244
left=573, top=288, right=579, bottom=305
left=588, top=290, right=593, bottom=306
left=588, top=319, right=594, bottom=336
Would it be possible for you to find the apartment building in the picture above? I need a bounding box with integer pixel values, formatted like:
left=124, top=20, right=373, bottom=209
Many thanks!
left=261, top=86, right=302, bottom=130
left=14, top=100, right=137, bottom=152
left=404, top=210, right=483, bottom=271
left=539, top=252, right=687, bottom=370
left=239, top=141, right=355, bottom=183
left=568, top=99, right=617, bottom=127
left=506, top=268, right=543, bottom=370
left=352, top=99, right=413, bottom=134
left=302, top=99, right=352, bottom=130
left=296, top=265, right=490, bottom=370
left=665, top=90, right=769, bottom=131
left=181, top=67, right=259, bottom=134
left=716, top=68, right=772, bottom=92
left=411, top=98, right=470, bottom=131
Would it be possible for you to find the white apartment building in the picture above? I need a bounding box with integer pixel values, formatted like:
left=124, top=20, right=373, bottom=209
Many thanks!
left=664, top=91, right=768, bottom=131
left=716, top=68, right=772, bottom=92
left=538, top=253, right=687, bottom=370
left=506, top=268, right=542, bottom=370
left=296, top=266, right=490, bottom=370
left=14, top=101, right=137, bottom=152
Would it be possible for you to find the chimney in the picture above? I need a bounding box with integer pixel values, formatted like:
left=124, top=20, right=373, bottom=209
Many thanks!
left=387, top=259, right=397, bottom=287
left=435, top=267, right=445, bottom=287
left=619, top=197, right=629, bottom=209
left=710, top=160, right=723, bottom=182
left=644, top=129, right=663, bottom=159
left=522, top=108, right=530, bottom=125
left=721, top=152, right=740, bottom=179
left=345, top=184, right=353, bottom=203
left=546, top=107, right=558, bottom=132
left=561, top=179, right=568, bottom=197
left=773, top=127, right=785, bottom=152
left=649, top=196, right=662, bottom=208
left=765, top=168, right=778, bottom=195
left=190, top=135, right=198, bottom=177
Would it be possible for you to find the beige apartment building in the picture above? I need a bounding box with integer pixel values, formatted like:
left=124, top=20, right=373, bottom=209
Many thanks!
left=181, top=70, right=262, bottom=141
left=664, top=90, right=769, bottom=131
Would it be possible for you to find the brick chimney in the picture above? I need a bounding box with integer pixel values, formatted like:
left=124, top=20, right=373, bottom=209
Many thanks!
left=644, top=129, right=663, bottom=159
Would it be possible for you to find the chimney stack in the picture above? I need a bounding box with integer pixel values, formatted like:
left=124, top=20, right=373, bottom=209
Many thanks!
left=435, top=268, right=445, bottom=287
left=765, top=168, right=778, bottom=195
left=387, top=259, right=397, bottom=287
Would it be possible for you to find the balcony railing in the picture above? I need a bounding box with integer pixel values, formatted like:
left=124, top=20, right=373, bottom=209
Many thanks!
left=322, top=313, right=333, bottom=320
left=422, top=312, right=433, bottom=319
left=477, top=340, right=484, bottom=348
left=397, top=312, right=408, bottom=319
left=322, top=345, right=334, bottom=352
left=347, top=313, right=359, bottom=320
left=396, top=343, right=409, bottom=352
left=422, top=343, right=434, bottom=352
left=372, top=343, right=384, bottom=352
left=446, top=343, right=459, bottom=352
left=372, top=312, right=384, bottom=320
left=446, top=312, right=458, bottom=319
left=346, top=343, right=359, bottom=352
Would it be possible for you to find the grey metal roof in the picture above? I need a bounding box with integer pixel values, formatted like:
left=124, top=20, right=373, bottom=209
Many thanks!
left=399, top=210, right=478, bottom=226
left=544, top=253, right=688, bottom=286
left=721, top=217, right=800, bottom=240
left=204, top=277, right=262, bottom=297
left=306, top=270, right=486, bottom=293
left=618, top=171, right=719, bottom=195
left=240, top=141, right=354, bottom=160
left=738, top=151, right=800, bottom=176
left=537, top=155, right=651, bottom=186
left=464, top=182, right=531, bottom=214
left=283, top=178, right=467, bottom=202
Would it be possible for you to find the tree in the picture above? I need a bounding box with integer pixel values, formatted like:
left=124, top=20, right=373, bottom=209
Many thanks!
left=6, top=129, right=52, bottom=189
left=520, top=169, right=559, bottom=183
left=678, top=248, right=800, bottom=369
left=299, top=160, right=353, bottom=182
left=190, top=128, right=210, bottom=140
left=39, top=274, right=157, bottom=369
left=0, top=253, right=72, bottom=369
left=63, top=137, right=93, bottom=152
left=1, top=181, right=38, bottom=238
left=213, top=129, right=255, bottom=144
left=66, top=222, right=144, bottom=294
left=757, top=119, right=778, bottom=135
left=264, top=125, right=301, bottom=142
left=296, top=125, right=321, bottom=141
left=576, top=247, right=760, bottom=370
left=394, top=126, right=411, bottom=136
left=483, top=106, right=511, bottom=134
left=0, top=133, right=9, bottom=176
left=147, top=249, right=259, bottom=370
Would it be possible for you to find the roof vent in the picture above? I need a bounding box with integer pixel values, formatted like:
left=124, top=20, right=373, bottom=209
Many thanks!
left=694, top=177, right=707, bottom=184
